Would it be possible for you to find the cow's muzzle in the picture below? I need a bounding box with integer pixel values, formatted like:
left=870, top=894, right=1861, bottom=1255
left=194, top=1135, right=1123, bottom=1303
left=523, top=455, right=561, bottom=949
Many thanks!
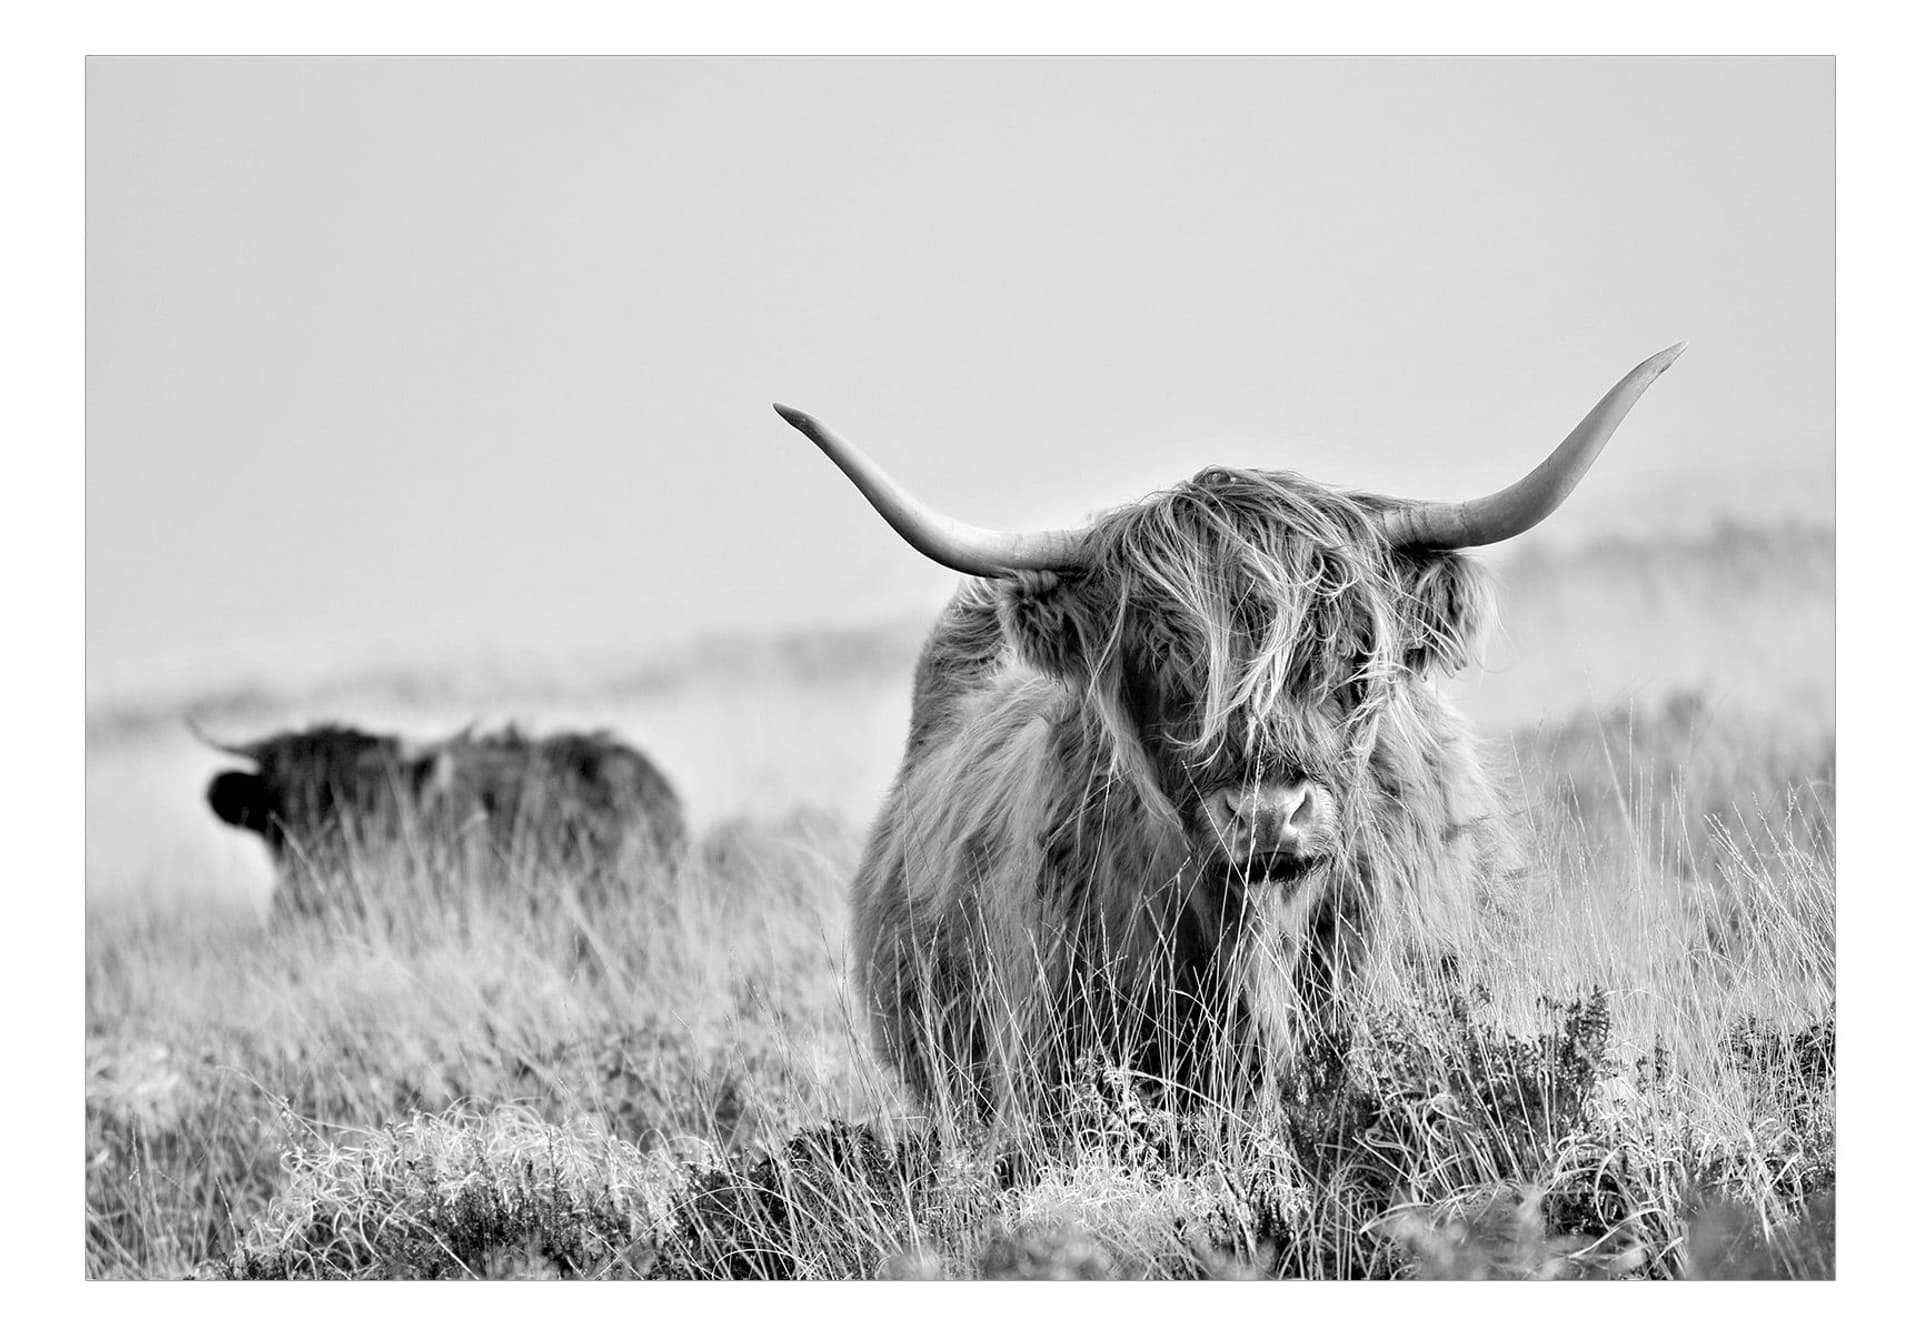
left=1201, top=779, right=1329, bottom=881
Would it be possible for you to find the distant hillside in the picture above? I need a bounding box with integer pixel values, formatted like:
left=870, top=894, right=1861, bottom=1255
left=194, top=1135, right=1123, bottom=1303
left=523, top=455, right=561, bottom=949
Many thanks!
left=86, top=620, right=930, bottom=753
left=1493, top=516, right=1834, bottom=605
left=89, top=518, right=1833, bottom=753
left=1454, top=518, right=1833, bottom=731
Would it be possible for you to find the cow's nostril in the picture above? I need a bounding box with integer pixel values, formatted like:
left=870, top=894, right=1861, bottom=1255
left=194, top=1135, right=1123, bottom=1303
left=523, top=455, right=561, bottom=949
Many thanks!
left=1288, top=785, right=1313, bottom=828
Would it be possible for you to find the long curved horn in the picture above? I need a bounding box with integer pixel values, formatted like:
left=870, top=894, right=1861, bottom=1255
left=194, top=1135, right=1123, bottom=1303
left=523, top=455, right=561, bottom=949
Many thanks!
left=184, top=716, right=259, bottom=762
left=773, top=404, right=1092, bottom=576
left=1382, top=343, right=1687, bottom=550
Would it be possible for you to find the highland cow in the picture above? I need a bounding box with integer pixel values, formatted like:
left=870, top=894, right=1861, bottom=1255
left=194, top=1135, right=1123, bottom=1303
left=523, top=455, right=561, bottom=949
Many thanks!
left=198, top=722, right=686, bottom=913
left=774, top=344, right=1685, bottom=1124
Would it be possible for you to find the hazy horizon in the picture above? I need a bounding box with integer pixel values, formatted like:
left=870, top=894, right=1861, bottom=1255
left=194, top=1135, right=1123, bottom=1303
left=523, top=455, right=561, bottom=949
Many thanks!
left=87, top=56, right=1834, bottom=707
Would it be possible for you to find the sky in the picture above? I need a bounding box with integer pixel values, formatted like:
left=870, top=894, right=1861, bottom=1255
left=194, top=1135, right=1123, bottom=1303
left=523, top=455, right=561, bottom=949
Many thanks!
left=85, top=56, right=1834, bottom=704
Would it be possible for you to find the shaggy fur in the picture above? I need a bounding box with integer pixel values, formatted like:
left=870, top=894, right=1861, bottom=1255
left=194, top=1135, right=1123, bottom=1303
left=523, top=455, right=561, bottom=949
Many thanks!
left=206, top=723, right=686, bottom=914
left=853, top=468, right=1520, bottom=1124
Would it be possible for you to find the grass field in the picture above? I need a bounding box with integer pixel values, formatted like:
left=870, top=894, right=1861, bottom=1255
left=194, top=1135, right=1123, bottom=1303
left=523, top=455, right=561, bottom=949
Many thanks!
left=83, top=522, right=1835, bottom=1279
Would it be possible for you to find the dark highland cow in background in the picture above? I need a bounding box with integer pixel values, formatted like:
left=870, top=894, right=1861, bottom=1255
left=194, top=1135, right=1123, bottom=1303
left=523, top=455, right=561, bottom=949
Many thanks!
left=776, top=344, right=1685, bottom=1126
left=198, top=722, right=686, bottom=914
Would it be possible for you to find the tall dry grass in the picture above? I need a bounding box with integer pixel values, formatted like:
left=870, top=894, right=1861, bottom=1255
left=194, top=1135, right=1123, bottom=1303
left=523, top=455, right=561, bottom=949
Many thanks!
left=85, top=689, right=1833, bottom=1279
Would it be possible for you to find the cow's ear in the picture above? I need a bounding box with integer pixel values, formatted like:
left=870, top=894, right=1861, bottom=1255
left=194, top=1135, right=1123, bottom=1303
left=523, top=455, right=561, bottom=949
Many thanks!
left=1000, top=571, right=1101, bottom=682
left=1396, top=548, right=1493, bottom=677
left=207, top=770, right=269, bottom=832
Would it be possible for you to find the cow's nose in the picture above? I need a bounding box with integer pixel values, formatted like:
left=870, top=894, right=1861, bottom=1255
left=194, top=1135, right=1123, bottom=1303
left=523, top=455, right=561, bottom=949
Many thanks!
left=1243, top=783, right=1312, bottom=851
left=1210, top=780, right=1315, bottom=858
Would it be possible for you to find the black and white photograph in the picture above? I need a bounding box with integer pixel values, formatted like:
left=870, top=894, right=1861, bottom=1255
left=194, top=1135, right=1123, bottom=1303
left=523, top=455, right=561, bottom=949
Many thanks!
left=77, top=50, right=1836, bottom=1282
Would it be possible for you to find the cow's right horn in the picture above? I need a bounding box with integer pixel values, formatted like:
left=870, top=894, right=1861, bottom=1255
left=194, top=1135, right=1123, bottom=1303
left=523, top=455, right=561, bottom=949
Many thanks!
left=774, top=404, right=1092, bottom=576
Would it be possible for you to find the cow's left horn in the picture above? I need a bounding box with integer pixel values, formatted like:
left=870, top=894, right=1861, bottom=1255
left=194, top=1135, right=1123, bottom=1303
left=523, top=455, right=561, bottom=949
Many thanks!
left=1382, top=343, right=1687, bottom=550
left=774, top=404, right=1092, bottom=576
left=185, top=717, right=258, bottom=761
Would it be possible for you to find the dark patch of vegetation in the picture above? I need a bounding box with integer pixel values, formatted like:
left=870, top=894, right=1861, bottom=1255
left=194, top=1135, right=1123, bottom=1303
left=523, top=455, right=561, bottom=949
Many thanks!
left=651, top=1122, right=949, bottom=1279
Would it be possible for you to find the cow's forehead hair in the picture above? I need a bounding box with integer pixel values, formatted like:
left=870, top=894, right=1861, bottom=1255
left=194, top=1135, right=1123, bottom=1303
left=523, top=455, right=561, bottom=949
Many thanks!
left=1073, top=466, right=1417, bottom=762
left=1086, top=465, right=1391, bottom=570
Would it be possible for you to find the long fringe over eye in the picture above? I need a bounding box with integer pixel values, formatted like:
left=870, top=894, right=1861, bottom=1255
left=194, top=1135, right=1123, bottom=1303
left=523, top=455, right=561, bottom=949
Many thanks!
left=1078, top=469, right=1435, bottom=770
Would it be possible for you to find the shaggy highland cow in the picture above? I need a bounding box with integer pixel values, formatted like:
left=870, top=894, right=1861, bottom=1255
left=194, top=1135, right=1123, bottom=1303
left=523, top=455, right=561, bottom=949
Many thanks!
left=775, top=344, right=1684, bottom=1124
left=198, top=722, right=686, bottom=914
